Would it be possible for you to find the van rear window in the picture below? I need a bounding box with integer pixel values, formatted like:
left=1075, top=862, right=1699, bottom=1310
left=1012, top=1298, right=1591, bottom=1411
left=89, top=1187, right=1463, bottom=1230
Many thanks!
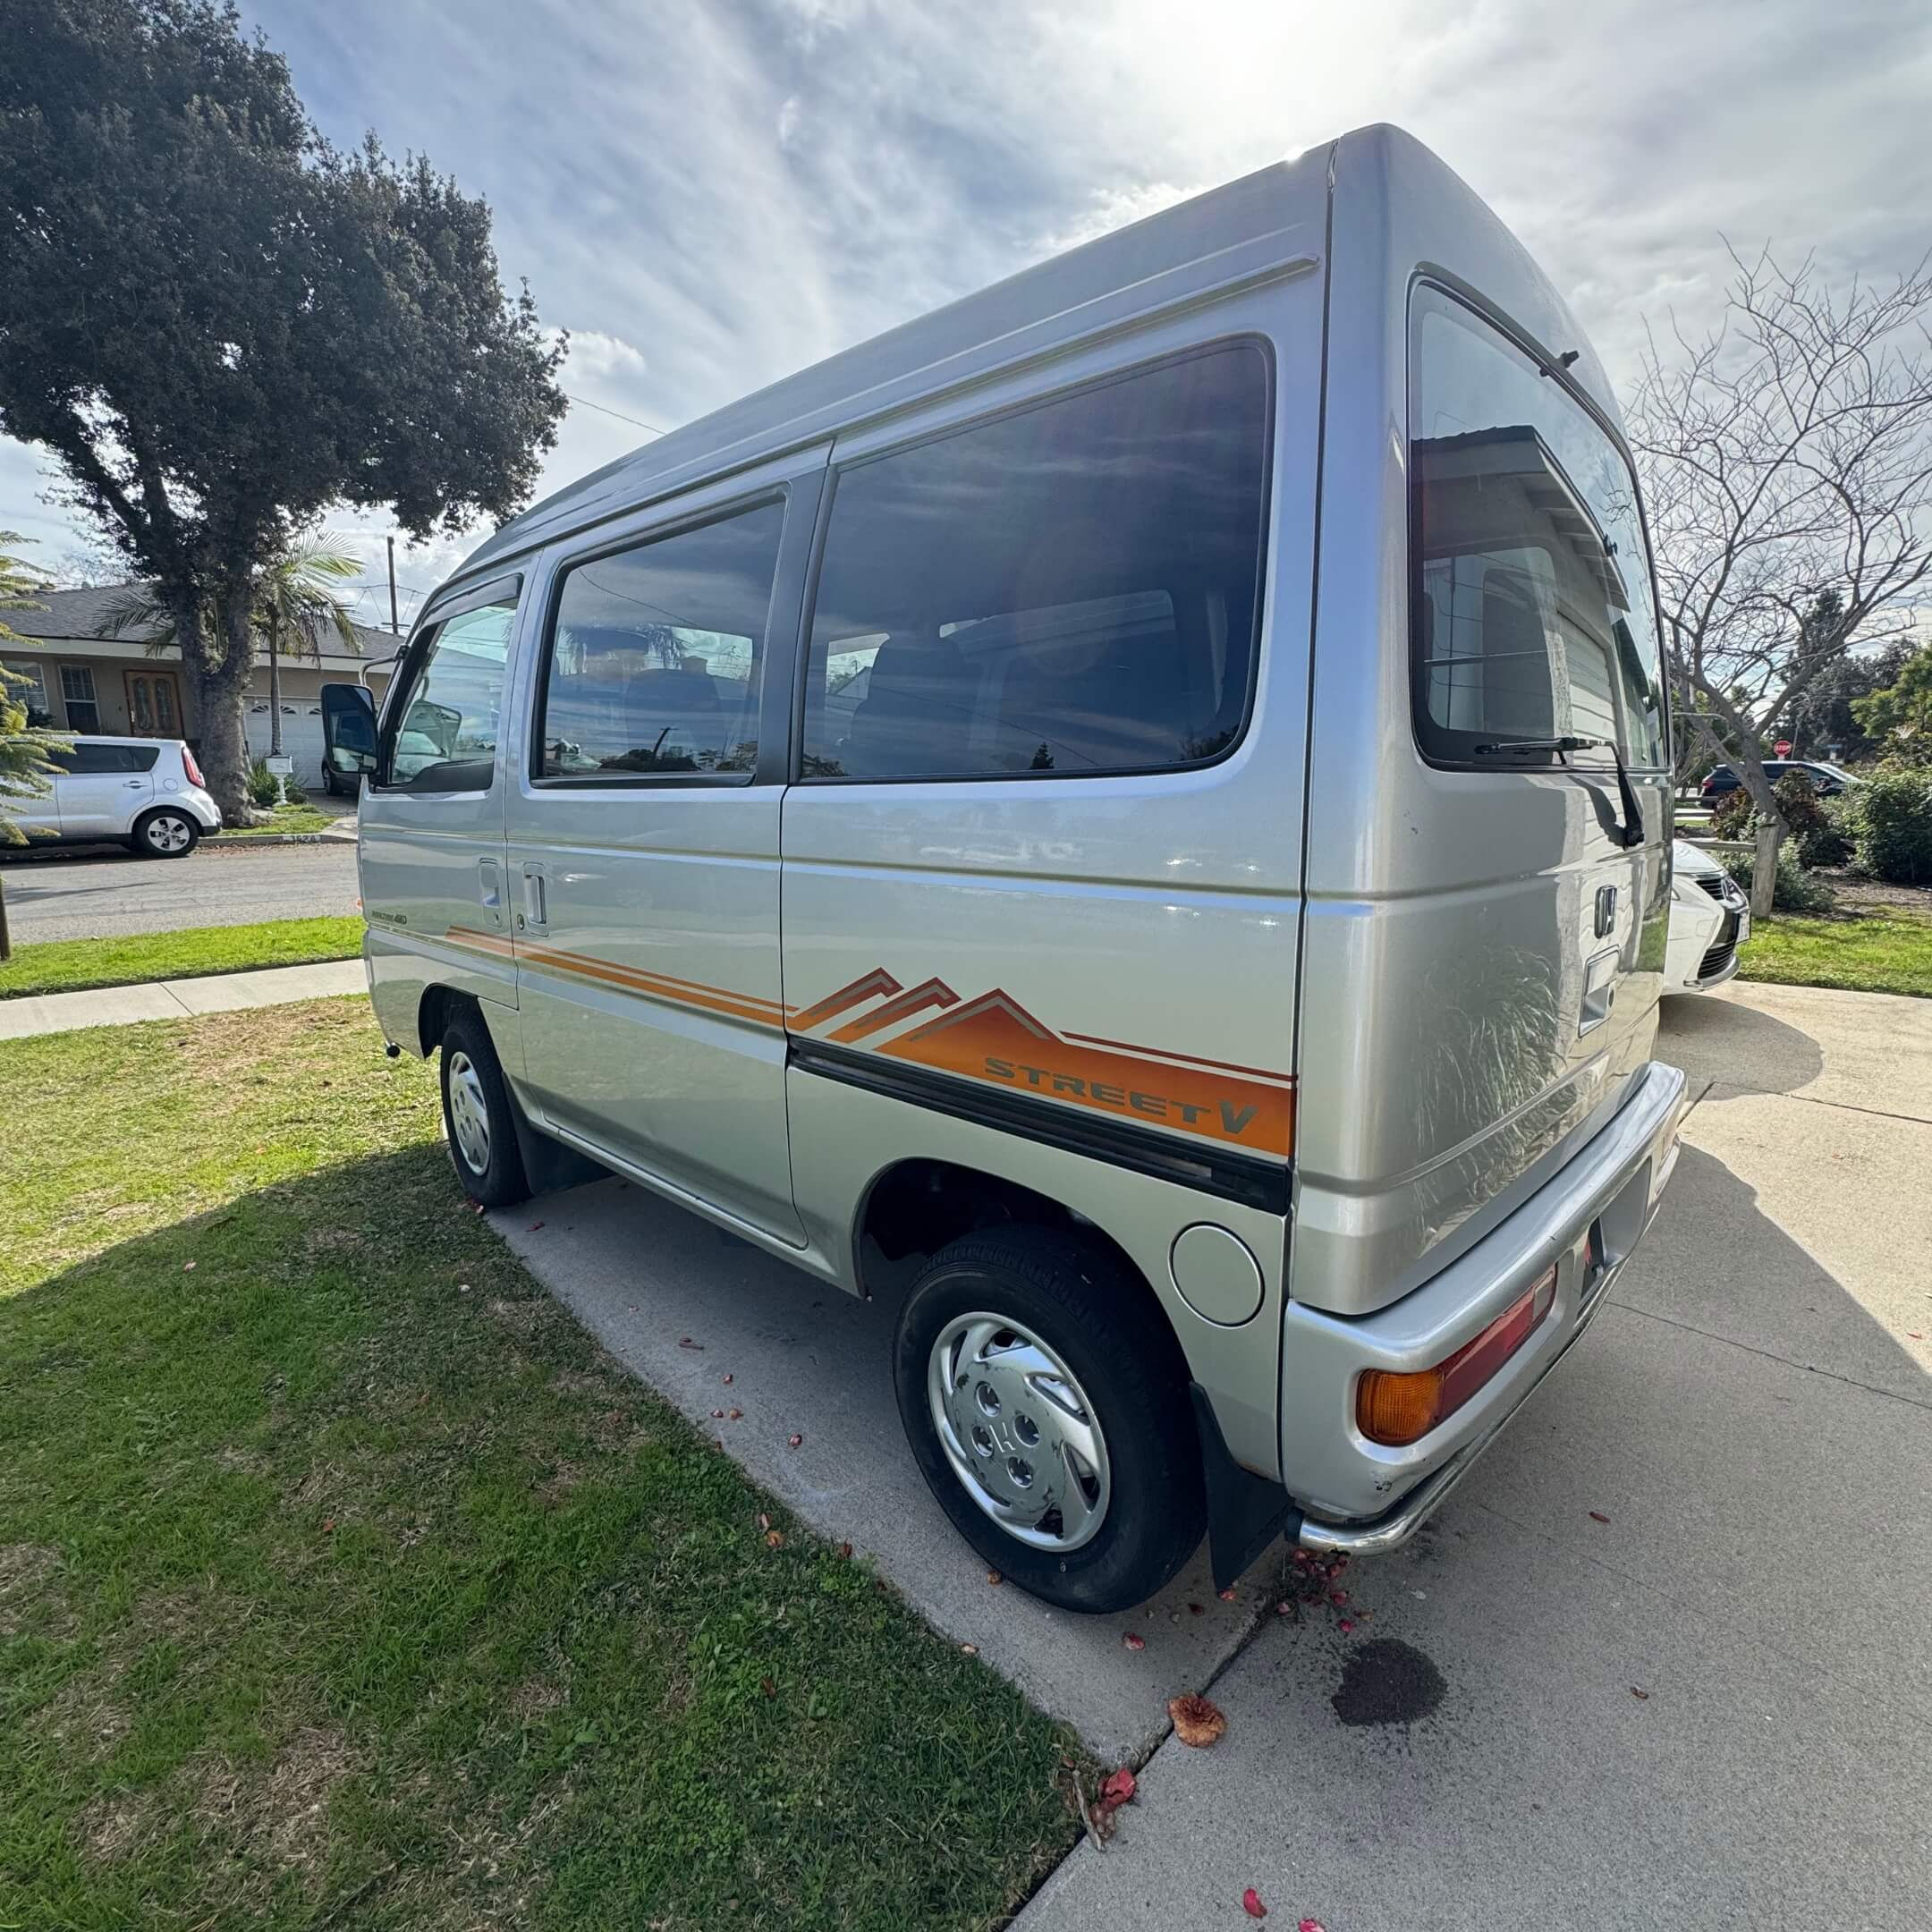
left=801, top=344, right=1269, bottom=782
left=1409, top=288, right=1665, bottom=770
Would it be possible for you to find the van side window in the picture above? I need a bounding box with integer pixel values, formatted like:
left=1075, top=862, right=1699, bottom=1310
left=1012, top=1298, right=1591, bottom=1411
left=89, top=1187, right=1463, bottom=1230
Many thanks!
left=379, top=599, right=515, bottom=792
left=536, top=501, right=784, bottom=780
left=801, top=345, right=1269, bottom=781
left=1410, top=287, right=1666, bottom=769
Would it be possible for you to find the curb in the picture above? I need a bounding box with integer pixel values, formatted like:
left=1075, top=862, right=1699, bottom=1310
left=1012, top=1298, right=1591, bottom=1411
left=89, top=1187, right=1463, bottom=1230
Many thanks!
left=206, top=829, right=359, bottom=852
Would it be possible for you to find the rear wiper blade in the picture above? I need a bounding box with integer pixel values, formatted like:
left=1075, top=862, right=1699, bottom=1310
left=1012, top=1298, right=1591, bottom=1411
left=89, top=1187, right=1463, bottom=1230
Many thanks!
left=1475, top=736, right=1646, bottom=849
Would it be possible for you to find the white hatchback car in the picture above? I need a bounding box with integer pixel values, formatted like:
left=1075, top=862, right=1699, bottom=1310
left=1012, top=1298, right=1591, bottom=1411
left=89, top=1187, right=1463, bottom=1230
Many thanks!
left=1666, top=839, right=1751, bottom=993
left=11, top=736, right=224, bottom=857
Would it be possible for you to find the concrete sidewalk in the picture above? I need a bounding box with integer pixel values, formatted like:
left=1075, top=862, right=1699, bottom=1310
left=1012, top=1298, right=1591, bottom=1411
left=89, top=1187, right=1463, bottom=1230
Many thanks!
left=0, top=957, right=364, bottom=1040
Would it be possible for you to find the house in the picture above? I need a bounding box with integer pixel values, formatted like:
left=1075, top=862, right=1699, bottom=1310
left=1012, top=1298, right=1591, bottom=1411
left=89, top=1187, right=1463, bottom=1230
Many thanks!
left=0, top=584, right=402, bottom=790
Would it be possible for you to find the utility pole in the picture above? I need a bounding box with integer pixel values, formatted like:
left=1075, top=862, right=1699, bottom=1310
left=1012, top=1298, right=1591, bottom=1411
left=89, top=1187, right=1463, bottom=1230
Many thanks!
left=386, top=536, right=401, bottom=636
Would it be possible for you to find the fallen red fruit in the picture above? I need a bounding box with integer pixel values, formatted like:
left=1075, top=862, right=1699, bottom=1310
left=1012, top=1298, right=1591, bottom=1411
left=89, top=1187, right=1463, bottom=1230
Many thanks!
left=1218, top=1587, right=1238, bottom=1602
left=728, top=1408, right=743, bottom=1419
left=1299, top=1919, right=1327, bottom=1931
left=722, top=1373, right=733, bottom=1384
left=709, top=1409, right=724, bottom=1419
left=788, top=1433, right=803, bottom=1448
left=1589, top=1510, right=1610, bottom=1523
left=1122, top=1631, right=1146, bottom=1651
left=678, top=1336, right=703, bottom=1350
left=1242, top=1886, right=1267, bottom=1918
left=1097, top=1767, right=1136, bottom=1809
left=1338, top=1618, right=1355, bottom=1632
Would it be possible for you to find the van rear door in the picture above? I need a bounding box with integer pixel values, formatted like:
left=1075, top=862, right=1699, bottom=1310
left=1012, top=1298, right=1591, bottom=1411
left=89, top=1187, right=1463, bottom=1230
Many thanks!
left=1291, top=281, right=1672, bottom=1318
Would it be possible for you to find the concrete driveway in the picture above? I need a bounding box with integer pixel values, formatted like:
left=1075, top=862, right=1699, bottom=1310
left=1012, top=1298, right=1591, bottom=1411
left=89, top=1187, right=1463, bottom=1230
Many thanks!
left=492, top=981, right=1932, bottom=1929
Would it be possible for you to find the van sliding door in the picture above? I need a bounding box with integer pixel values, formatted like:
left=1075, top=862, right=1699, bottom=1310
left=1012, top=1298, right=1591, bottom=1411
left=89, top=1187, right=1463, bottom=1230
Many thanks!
left=502, top=454, right=825, bottom=1246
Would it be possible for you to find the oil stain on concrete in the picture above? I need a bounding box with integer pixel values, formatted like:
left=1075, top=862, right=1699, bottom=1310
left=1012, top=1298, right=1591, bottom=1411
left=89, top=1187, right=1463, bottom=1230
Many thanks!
left=1331, top=1638, right=1447, bottom=1726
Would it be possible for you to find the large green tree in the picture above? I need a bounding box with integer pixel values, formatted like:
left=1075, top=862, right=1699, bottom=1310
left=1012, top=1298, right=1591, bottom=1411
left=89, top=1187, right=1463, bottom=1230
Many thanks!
left=0, top=0, right=566, bottom=818
left=1854, top=640, right=1932, bottom=767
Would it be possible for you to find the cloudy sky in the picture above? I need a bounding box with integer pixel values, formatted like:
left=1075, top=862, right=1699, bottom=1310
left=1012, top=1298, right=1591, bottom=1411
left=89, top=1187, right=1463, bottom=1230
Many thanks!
left=4, top=0, right=1929, bottom=629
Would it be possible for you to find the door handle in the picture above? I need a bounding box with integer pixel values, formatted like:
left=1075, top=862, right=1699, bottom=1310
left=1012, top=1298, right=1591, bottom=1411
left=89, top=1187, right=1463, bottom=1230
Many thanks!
left=478, top=857, right=502, bottom=922
left=123, top=779, right=144, bottom=788
left=520, top=865, right=547, bottom=932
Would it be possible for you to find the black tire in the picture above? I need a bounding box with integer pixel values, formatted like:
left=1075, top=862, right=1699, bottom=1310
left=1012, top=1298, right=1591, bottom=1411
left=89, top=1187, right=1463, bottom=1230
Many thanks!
left=131, top=807, right=201, bottom=858
left=894, top=1225, right=1204, bottom=1614
left=321, top=768, right=343, bottom=797
left=438, top=1007, right=530, bottom=1208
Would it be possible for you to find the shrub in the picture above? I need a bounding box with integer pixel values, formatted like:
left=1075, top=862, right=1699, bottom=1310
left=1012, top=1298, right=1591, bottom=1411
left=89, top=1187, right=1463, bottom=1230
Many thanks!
left=282, top=777, right=309, bottom=805
left=1852, top=769, right=1932, bottom=885
left=1710, top=787, right=1756, bottom=841
left=1799, top=792, right=1858, bottom=869
left=245, top=756, right=280, bottom=808
left=1721, top=843, right=1837, bottom=913
left=1772, top=771, right=1856, bottom=869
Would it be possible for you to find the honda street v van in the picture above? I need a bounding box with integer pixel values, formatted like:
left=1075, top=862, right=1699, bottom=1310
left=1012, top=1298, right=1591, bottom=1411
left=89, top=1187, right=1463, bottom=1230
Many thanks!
left=350, top=125, right=1684, bottom=1612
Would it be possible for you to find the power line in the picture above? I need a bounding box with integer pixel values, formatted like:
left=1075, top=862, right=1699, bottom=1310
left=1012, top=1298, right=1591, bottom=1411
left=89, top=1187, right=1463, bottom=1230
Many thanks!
left=564, top=391, right=667, bottom=436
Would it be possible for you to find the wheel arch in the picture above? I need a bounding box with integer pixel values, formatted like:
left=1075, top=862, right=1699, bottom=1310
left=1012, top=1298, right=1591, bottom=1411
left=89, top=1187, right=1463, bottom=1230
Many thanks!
left=853, top=1157, right=1182, bottom=1359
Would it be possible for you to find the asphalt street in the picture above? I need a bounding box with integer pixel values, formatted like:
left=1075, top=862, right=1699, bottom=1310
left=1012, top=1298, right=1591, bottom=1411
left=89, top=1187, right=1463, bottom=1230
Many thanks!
left=487, top=982, right=1932, bottom=1932
left=0, top=842, right=360, bottom=942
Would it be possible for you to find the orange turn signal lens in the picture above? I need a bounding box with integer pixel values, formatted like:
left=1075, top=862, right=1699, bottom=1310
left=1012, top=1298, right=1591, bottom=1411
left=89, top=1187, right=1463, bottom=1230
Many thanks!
left=1356, top=1264, right=1558, bottom=1447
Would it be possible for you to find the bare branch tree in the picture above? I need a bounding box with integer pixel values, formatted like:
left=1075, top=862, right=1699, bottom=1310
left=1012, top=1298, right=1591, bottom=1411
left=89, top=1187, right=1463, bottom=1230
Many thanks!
left=1630, top=245, right=1932, bottom=841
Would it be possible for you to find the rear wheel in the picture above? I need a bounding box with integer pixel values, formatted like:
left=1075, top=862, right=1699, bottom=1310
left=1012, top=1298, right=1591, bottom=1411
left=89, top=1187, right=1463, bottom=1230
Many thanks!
left=438, top=1008, right=530, bottom=1208
left=131, top=808, right=200, bottom=858
left=894, top=1226, right=1204, bottom=1613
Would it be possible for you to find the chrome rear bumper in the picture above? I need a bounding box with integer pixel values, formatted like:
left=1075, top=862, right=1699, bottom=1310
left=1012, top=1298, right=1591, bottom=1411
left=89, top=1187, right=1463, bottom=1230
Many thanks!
left=1284, top=1058, right=1687, bottom=1552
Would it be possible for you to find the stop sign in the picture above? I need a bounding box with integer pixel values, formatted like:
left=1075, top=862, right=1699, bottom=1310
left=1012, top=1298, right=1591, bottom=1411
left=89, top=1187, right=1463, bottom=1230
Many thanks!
left=1774, top=739, right=1792, bottom=757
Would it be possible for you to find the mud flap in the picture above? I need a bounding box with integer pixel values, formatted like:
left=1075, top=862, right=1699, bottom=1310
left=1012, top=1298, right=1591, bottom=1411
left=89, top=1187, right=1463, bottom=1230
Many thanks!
left=1190, top=1382, right=1303, bottom=1592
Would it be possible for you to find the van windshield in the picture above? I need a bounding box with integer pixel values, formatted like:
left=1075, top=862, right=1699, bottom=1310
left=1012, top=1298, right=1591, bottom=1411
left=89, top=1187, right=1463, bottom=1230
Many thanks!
left=1409, top=286, right=1665, bottom=770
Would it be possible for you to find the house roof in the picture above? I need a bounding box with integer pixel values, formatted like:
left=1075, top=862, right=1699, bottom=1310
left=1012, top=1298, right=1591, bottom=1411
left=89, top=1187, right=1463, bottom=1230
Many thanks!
left=1, top=582, right=397, bottom=665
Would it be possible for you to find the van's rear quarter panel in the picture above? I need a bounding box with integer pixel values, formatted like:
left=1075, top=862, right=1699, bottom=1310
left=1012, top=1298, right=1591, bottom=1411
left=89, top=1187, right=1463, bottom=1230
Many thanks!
left=1292, top=126, right=1667, bottom=1323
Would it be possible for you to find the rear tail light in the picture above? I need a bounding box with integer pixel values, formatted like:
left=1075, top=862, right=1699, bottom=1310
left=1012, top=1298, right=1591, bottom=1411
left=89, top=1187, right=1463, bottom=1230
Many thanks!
left=181, top=745, right=205, bottom=787
left=1356, top=1264, right=1558, bottom=1447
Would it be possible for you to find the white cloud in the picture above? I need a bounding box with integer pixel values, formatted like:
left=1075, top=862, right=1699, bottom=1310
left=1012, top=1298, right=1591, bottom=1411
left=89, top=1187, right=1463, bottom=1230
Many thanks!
left=7, top=0, right=1930, bottom=598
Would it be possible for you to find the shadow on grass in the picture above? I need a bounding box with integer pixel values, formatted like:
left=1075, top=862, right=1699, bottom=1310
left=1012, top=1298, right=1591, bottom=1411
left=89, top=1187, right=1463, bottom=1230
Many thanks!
left=0, top=1145, right=1080, bottom=1932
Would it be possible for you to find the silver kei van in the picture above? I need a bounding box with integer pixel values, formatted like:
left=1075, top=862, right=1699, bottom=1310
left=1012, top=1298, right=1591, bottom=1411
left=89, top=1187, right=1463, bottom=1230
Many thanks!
left=350, top=123, right=1685, bottom=1614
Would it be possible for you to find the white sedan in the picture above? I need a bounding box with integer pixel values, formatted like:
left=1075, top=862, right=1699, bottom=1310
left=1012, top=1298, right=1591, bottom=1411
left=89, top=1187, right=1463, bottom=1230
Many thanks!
left=1665, top=838, right=1751, bottom=994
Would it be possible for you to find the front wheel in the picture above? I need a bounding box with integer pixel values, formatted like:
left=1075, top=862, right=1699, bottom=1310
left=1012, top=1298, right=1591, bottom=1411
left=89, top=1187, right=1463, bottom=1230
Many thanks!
left=131, top=808, right=200, bottom=858
left=438, top=1009, right=530, bottom=1208
left=894, top=1226, right=1205, bottom=1613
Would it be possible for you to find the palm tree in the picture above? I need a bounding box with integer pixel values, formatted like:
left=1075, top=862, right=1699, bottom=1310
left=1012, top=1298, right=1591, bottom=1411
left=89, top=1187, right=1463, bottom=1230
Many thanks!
left=250, top=538, right=360, bottom=758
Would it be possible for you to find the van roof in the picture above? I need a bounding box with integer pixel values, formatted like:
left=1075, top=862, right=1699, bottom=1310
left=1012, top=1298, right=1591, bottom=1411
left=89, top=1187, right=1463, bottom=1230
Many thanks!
left=451, top=123, right=1607, bottom=595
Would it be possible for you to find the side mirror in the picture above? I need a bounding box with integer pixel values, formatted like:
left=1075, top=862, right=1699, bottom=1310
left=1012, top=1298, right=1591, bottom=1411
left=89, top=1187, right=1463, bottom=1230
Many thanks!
left=321, top=683, right=380, bottom=776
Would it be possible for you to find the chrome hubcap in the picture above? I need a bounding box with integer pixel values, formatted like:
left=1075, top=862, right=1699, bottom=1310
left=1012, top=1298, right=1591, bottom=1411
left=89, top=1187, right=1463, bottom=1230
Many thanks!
left=928, top=1312, right=1111, bottom=1551
left=446, top=1051, right=491, bottom=1174
left=148, top=815, right=191, bottom=852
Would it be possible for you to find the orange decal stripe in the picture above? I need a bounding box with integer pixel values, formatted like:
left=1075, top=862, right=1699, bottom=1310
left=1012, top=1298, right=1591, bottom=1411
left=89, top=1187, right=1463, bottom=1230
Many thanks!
left=877, top=987, right=1294, bottom=1157
left=789, top=968, right=903, bottom=1032
left=828, top=975, right=959, bottom=1044
left=1060, top=1030, right=1293, bottom=1087
left=442, top=928, right=784, bottom=1029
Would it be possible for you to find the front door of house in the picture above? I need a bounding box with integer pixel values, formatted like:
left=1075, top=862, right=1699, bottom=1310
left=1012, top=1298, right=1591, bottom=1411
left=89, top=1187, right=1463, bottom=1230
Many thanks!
left=124, top=668, right=182, bottom=738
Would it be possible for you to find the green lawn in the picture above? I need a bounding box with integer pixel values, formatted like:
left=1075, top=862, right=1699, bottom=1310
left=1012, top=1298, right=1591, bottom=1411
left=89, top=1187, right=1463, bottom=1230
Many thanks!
left=0, top=1003, right=1081, bottom=1930
left=0, top=916, right=364, bottom=999
left=1738, top=905, right=1932, bottom=998
left=222, top=802, right=340, bottom=837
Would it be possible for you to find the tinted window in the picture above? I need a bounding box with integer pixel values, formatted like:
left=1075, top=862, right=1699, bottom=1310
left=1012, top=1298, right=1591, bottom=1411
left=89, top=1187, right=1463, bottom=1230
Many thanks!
left=49, top=741, right=156, bottom=775
left=538, top=502, right=784, bottom=779
left=801, top=345, right=1269, bottom=781
left=1411, top=287, right=1666, bottom=769
left=379, top=599, right=515, bottom=792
